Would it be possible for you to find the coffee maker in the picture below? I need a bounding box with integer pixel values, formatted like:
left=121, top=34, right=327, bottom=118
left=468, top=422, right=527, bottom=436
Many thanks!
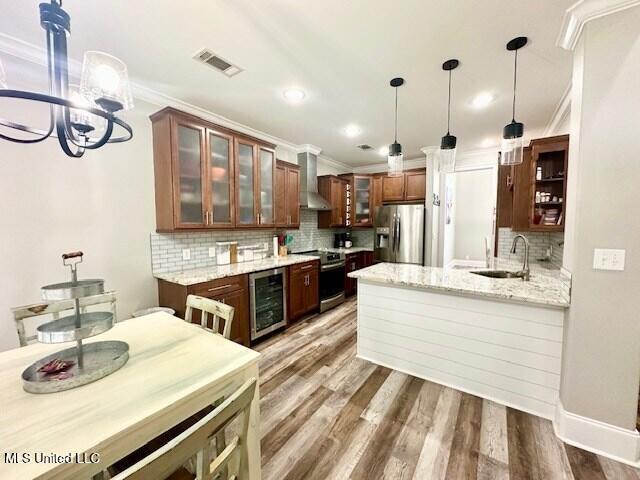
left=333, top=232, right=352, bottom=248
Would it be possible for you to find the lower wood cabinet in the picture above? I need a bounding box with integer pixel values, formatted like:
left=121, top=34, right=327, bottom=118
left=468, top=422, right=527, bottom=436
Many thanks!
left=360, top=250, right=374, bottom=268
left=288, top=260, right=320, bottom=322
left=345, top=253, right=360, bottom=297
left=157, top=275, right=250, bottom=346
left=345, top=251, right=374, bottom=297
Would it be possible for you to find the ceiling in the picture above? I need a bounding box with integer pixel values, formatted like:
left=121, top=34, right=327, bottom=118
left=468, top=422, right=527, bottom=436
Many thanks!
left=0, top=0, right=574, bottom=166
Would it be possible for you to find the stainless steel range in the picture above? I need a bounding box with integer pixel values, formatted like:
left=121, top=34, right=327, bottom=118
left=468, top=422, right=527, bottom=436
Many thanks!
left=298, top=250, right=345, bottom=312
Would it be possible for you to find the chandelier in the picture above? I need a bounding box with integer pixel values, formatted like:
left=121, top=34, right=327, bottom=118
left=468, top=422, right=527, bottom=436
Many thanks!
left=0, top=1, right=133, bottom=157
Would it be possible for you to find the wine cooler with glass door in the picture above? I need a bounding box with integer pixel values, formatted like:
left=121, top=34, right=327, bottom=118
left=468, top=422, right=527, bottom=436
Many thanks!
left=249, top=268, right=287, bottom=341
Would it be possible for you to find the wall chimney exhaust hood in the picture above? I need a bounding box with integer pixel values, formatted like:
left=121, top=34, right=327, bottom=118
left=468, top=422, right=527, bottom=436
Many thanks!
left=298, top=150, right=332, bottom=211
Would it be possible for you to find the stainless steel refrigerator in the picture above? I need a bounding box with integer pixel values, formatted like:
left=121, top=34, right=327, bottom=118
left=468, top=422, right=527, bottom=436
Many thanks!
left=374, top=204, right=425, bottom=264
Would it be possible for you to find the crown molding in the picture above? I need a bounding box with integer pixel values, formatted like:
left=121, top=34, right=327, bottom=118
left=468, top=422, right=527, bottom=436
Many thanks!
left=0, top=33, right=354, bottom=171
left=352, top=156, right=427, bottom=174
left=544, top=83, right=572, bottom=136
left=557, top=0, right=640, bottom=50
left=295, top=144, right=323, bottom=155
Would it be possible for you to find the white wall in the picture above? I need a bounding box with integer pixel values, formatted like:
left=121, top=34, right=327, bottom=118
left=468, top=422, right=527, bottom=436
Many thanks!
left=453, top=168, right=496, bottom=261
left=0, top=97, right=159, bottom=351
left=451, top=150, right=498, bottom=263
left=559, top=4, right=640, bottom=445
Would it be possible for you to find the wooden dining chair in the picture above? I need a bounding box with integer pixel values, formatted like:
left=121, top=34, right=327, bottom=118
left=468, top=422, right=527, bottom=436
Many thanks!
left=184, top=295, right=235, bottom=340
left=11, top=291, right=117, bottom=347
left=111, top=377, right=257, bottom=480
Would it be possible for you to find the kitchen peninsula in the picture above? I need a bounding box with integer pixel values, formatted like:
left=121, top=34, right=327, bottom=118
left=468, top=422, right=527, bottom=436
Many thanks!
left=349, top=261, right=570, bottom=419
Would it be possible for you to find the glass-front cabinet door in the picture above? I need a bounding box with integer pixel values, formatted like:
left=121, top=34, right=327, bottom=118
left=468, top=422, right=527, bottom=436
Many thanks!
left=235, top=139, right=257, bottom=226
left=207, top=130, right=234, bottom=228
left=354, top=176, right=372, bottom=226
left=258, top=147, right=275, bottom=226
left=174, top=122, right=206, bottom=228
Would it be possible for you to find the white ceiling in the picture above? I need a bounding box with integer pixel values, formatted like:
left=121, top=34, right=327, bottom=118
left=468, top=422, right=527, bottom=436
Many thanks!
left=0, top=0, right=574, bottom=166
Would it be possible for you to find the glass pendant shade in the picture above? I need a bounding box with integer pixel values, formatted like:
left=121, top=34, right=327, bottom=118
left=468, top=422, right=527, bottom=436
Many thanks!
left=439, top=133, right=457, bottom=173
left=80, top=51, right=133, bottom=112
left=388, top=141, right=404, bottom=175
left=439, top=147, right=457, bottom=173
left=500, top=136, right=524, bottom=165
left=500, top=120, right=524, bottom=165
left=68, top=85, right=97, bottom=133
left=0, top=56, right=7, bottom=89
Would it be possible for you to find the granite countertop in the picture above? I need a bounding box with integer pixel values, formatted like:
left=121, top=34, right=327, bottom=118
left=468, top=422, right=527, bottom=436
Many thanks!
left=154, top=254, right=320, bottom=286
left=348, top=260, right=571, bottom=308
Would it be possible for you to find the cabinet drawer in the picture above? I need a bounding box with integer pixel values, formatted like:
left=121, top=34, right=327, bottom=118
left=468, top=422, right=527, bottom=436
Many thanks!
left=191, top=274, right=248, bottom=297
left=289, top=260, right=319, bottom=275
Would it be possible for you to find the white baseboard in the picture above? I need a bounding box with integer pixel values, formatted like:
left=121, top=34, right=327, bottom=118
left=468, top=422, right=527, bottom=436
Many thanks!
left=554, top=401, right=640, bottom=467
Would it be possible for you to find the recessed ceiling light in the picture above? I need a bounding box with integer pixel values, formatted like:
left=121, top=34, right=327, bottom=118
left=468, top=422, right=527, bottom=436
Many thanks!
left=283, top=88, right=306, bottom=104
left=471, top=92, right=494, bottom=109
left=378, top=146, right=389, bottom=157
left=344, top=124, right=362, bottom=138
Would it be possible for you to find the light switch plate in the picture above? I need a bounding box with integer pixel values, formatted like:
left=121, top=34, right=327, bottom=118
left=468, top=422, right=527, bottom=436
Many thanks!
left=593, top=248, right=625, bottom=271
left=208, top=247, right=216, bottom=258
left=182, top=249, right=191, bottom=261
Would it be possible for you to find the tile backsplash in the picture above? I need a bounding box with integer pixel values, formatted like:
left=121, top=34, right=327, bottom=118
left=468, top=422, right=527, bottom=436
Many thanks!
left=151, top=210, right=353, bottom=274
left=497, top=227, right=564, bottom=267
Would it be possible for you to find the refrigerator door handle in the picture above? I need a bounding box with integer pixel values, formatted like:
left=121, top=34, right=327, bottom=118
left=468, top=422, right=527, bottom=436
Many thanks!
left=391, top=213, right=397, bottom=255
left=396, top=216, right=401, bottom=253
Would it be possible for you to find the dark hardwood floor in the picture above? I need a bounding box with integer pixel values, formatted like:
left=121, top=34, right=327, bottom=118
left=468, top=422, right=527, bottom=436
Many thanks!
left=255, top=297, right=640, bottom=480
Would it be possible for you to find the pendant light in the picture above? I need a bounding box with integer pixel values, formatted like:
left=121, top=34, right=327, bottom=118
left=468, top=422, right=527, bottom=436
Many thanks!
left=440, top=59, right=459, bottom=174
left=500, top=36, right=527, bottom=166
left=388, top=77, right=405, bottom=175
left=0, top=1, right=133, bottom=158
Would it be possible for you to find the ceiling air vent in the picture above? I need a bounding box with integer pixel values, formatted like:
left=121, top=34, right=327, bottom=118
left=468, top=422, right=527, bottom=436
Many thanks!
left=357, top=144, right=373, bottom=150
left=193, top=49, right=242, bottom=77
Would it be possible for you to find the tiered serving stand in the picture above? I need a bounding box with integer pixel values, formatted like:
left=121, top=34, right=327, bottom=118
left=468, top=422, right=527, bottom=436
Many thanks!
left=21, top=252, right=129, bottom=394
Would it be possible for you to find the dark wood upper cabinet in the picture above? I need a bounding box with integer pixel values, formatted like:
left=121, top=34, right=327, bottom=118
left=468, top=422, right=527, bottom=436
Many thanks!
left=150, top=107, right=276, bottom=231
left=340, top=174, right=373, bottom=228
left=497, top=134, right=569, bottom=234
left=404, top=170, right=426, bottom=201
left=275, top=160, right=300, bottom=228
left=382, top=174, right=405, bottom=202
left=318, top=175, right=348, bottom=228
left=371, top=175, right=383, bottom=219
left=512, top=146, right=533, bottom=231
left=496, top=164, right=515, bottom=229
left=207, top=129, right=235, bottom=228
left=381, top=169, right=427, bottom=203
left=318, top=169, right=426, bottom=229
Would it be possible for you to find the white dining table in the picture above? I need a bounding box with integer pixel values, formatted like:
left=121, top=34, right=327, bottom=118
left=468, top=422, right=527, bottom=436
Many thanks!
left=0, top=312, right=261, bottom=480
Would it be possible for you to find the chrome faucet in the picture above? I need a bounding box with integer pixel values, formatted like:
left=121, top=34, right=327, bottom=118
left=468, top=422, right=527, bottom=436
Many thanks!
left=511, top=234, right=530, bottom=281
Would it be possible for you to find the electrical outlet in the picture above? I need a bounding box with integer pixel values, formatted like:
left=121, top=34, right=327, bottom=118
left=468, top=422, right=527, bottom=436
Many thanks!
left=208, top=247, right=216, bottom=258
left=182, top=249, right=191, bottom=261
left=593, top=248, right=625, bottom=271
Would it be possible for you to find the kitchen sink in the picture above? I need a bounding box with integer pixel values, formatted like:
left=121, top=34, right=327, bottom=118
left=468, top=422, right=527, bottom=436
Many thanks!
left=471, top=270, right=525, bottom=279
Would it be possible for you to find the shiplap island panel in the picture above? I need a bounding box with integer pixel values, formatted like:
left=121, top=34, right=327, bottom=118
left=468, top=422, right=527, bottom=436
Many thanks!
left=351, top=263, right=568, bottom=419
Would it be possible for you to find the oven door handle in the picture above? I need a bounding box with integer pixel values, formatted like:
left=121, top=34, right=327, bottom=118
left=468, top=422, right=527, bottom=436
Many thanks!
left=321, top=261, right=346, bottom=272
